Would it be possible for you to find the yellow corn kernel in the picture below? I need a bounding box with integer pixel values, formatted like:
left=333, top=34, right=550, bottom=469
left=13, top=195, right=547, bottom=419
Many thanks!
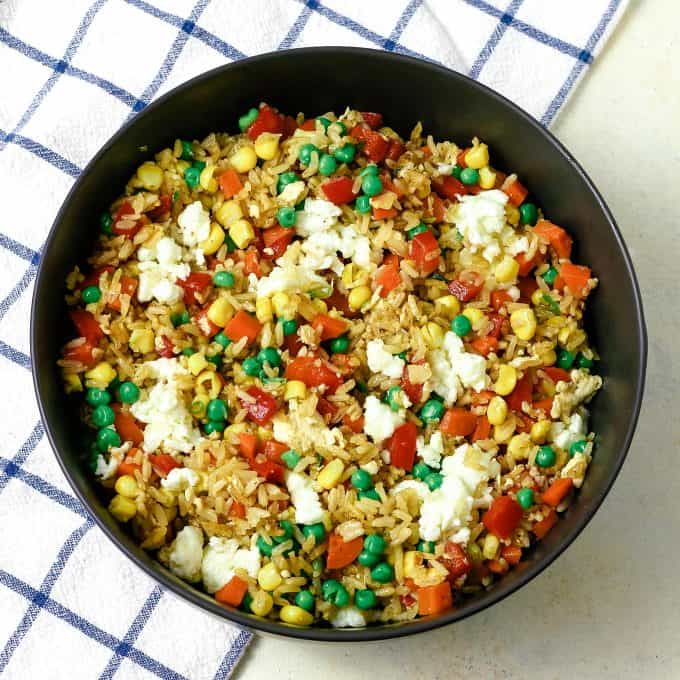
left=478, top=165, right=497, bottom=190
left=541, top=349, right=557, bottom=366
left=530, top=420, right=552, bottom=444
left=187, top=351, right=210, bottom=376
left=311, top=299, right=328, bottom=314
left=140, top=526, right=167, bottom=550
left=507, top=433, right=532, bottom=460
left=191, top=393, right=209, bottom=418
left=403, top=551, right=420, bottom=578
left=250, top=590, right=274, bottom=617
left=434, top=294, right=460, bottom=319
left=137, top=161, right=163, bottom=191
left=482, top=533, right=500, bottom=560
left=422, top=322, right=445, bottom=349
left=199, top=165, right=218, bottom=192
left=348, top=285, right=371, bottom=310
left=254, top=132, right=281, bottom=160
left=215, top=199, right=243, bottom=227
left=115, top=475, right=138, bottom=498
left=109, top=494, right=137, bottom=522
left=280, top=605, right=314, bottom=626
left=493, top=416, right=516, bottom=444
left=341, top=264, right=355, bottom=287
left=196, top=370, right=222, bottom=399
left=176, top=159, right=191, bottom=175
left=257, top=562, right=283, bottom=591
left=272, top=292, right=297, bottom=319
left=207, top=297, right=234, bottom=327
left=505, top=204, right=520, bottom=226
left=129, top=328, right=155, bottom=354
left=317, top=459, right=345, bottom=490
left=85, top=361, right=117, bottom=389
left=493, top=364, right=517, bottom=396
left=257, top=427, right=273, bottom=442
left=224, top=423, right=248, bottom=439
left=494, top=256, right=520, bottom=283
left=284, top=380, right=307, bottom=401
left=229, top=219, right=255, bottom=249
left=510, top=308, right=537, bottom=341
left=255, top=297, right=273, bottom=324
left=530, top=289, right=545, bottom=307
left=200, top=222, right=225, bottom=255
left=462, top=307, right=484, bottom=327
left=465, top=143, right=489, bottom=170
left=63, top=372, right=83, bottom=394
left=486, top=396, right=508, bottom=426
left=229, top=145, right=258, bottom=173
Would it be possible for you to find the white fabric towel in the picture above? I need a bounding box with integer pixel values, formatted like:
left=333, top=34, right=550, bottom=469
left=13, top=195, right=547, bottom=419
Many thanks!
left=0, top=0, right=627, bottom=678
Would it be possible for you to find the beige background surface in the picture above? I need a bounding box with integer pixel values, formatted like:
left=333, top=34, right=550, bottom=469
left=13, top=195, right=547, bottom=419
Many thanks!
left=236, top=1, right=679, bottom=678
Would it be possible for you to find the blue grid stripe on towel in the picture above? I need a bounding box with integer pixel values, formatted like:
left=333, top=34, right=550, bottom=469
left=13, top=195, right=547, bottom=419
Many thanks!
left=0, top=0, right=625, bottom=677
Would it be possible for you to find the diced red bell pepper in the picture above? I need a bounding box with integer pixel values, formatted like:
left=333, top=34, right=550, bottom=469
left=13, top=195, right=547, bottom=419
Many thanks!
left=241, top=387, right=278, bottom=425
left=433, top=175, right=467, bottom=201
left=219, top=168, right=243, bottom=199
left=312, top=313, right=347, bottom=341
left=490, top=290, right=513, bottom=311
left=429, top=193, right=446, bottom=223
left=375, top=259, right=401, bottom=297
left=472, top=414, right=492, bottom=442
left=242, top=247, right=261, bottom=278
left=440, top=408, right=478, bottom=436
left=385, top=139, right=405, bottom=162
left=360, top=112, right=383, bottom=129
left=470, top=390, right=495, bottom=406
left=441, top=541, right=472, bottom=581
left=470, top=336, right=498, bottom=357
left=362, top=130, right=390, bottom=163
left=147, top=194, right=172, bottom=221
left=543, top=367, right=571, bottom=383
left=487, top=313, right=504, bottom=339
left=251, top=458, right=285, bottom=485
left=284, top=355, right=343, bottom=392
left=533, top=509, right=558, bottom=540
left=158, top=335, right=176, bottom=357
left=456, top=148, right=470, bottom=168
left=178, top=272, right=212, bottom=306
left=503, top=178, right=529, bottom=207
left=79, top=266, right=114, bottom=290
left=246, top=104, right=284, bottom=140
left=112, top=405, right=145, bottom=447
left=321, top=176, right=358, bottom=205
left=148, top=453, right=180, bottom=477
left=342, top=414, right=364, bottom=433
left=262, top=225, right=294, bottom=260
left=372, top=206, right=398, bottom=220
left=417, top=582, right=452, bottom=616
left=108, top=276, right=138, bottom=311
left=194, top=309, right=220, bottom=338
left=225, top=310, right=262, bottom=344
left=506, top=373, right=533, bottom=412
left=410, top=231, right=441, bottom=275
left=515, top=251, right=543, bottom=277
left=534, top=220, right=573, bottom=259
left=326, top=533, right=363, bottom=570
left=350, top=123, right=370, bottom=142
left=230, top=500, right=246, bottom=518
left=63, top=339, right=97, bottom=367
left=299, top=118, right=316, bottom=131
left=111, top=201, right=142, bottom=238
left=542, top=478, right=573, bottom=508
left=533, top=397, right=553, bottom=415
left=501, top=544, right=523, bottom=565
left=388, top=422, right=417, bottom=470
left=283, top=331, right=304, bottom=357
left=238, top=432, right=257, bottom=461
left=401, top=365, right=423, bottom=404
left=482, top=495, right=523, bottom=539
left=70, top=309, right=103, bottom=344
left=448, top=271, right=484, bottom=302
left=316, top=395, right=339, bottom=419
left=325, top=288, right=357, bottom=318
left=282, top=115, right=297, bottom=140
left=215, top=575, right=248, bottom=607
left=517, top=276, right=539, bottom=302
left=262, top=440, right=288, bottom=463
left=380, top=173, right=404, bottom=198
left=559, top=263, right=592, bottom=299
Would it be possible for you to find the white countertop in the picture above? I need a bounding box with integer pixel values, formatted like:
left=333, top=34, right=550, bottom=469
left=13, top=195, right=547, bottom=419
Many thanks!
left=238, top=1, right=680, bottom=677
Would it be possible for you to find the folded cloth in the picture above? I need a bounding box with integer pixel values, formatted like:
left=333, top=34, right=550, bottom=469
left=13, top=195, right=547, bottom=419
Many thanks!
left=0, top=0, right=627, bottom=677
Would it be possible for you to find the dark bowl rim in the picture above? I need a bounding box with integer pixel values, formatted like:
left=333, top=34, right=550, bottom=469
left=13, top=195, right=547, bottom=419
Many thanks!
left=31, top=46, right=647, bottom=642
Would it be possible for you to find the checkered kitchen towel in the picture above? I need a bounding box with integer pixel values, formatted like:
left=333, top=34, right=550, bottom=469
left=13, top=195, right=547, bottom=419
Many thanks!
left=0, top=0, right=628, bottom=678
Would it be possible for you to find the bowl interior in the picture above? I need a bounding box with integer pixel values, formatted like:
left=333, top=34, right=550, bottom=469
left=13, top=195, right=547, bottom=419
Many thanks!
left=32, top=48, right=646, bottom=640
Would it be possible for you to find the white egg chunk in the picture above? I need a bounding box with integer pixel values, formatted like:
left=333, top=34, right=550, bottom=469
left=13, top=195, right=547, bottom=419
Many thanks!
left=285, top=470, right=325, bottom=524
left=416, top=431, right=444, bottom=469
left=167, top=525, right=204, bottom=582
left=366, top=339, right=405, bottom=379
left=330, top=606, right=367, bottom=628
left=161, top=467, right=200, bottom=495
left=177, top=201, right=211, bottom=247
left=363, top=395, right=404, bottom=442
left=137, top=236, right=189, bottom=304
left=201, top=537, right=260, bottom=594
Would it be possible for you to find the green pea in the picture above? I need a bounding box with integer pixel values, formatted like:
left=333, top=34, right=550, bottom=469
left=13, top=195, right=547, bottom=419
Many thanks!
left=516, top=487, right=534, bottom=509
left=192, top=159, right=206, bottom=173
left=82, top=285, right=101, bottom=304
left=358, top=489, right=380, bottom=501
left=277, top=171, right=299, bottom=194
left=570, top=440, right=588, bottom=457
left=316, top=116, right=331, bottom=131
left=451, top=165, right=463, bottom=180
left=171, top=310, right=190, bottom=327
left=238, top=108, right=259, bottom=132
left=241, top=592, right=253, bottom=612
left=360, top=164, right=379, bottom=177
left=321, top=579, right=349, bottom=607
left=295, top=590, right=315, bottom=612
left=424, top=472, right=444, bottom=491
left=576, top=353, right=594, bottom=370
left=385, top=385, right=404, bottom=412
left=328, top=334, right=349, bottom=354
left=519, top=202, right=538, bottom=226
left=276, top=520, right=295, bottom=542
left=556, top=348, right=576, bottom=370
left=357, top=550, right=380, bottom=567
left=394, top=351, right=407, bottom=361
left=354, top=195, right=371, bottom=214
left=419, top=399, right=444, bottom=423
left=118, top=382, right=140, bottom=404
left=334, top=121, right=347, bottom=136
left=184, top=166, right=200, bottom=190
left=460, top=167, right=479, bottom=185
left=412, top=462, right=432, bottom=481
left=206, top=354, right=222, bottom=369
left=257, top=347, right=281, bottom=368
left=91, top=405, right=115, bottom=428
left=536, top=445, right=556, bottom=468
left=180, top=140, right=194, bottom=161
left=542, top=266, right=558, bottom=287
left=298, top=143, right=319, bottom=166
left=351, top=469, right=372, bottom=491
left=363, top=534, right=386, bottom=555
left=204, top=420, right=226, bottom=434
left=542, top=294, right=561, bottom=315
left=242, top=357, right=262, bottom=376
left=213, top=271, right=235, bottom=288
left=181, top=347, right=196, bottom=356
left=361, top=174, right=383, bottom=197
left=279, top=450, right=299, bottom=470
left=356, top=380, right=368, bottom=394
left=86, top=388, right=110, bottom=407
left=281, top=319, right=298, bottom=336
left=318, top=153, right=337, bottom=177
left=206, top=399, right=228, bottom=422
left=406, top=224, right=428, bottom=240
left=214, top=331, right=231, bottom=348
left=370, top=562, right=394, bottom=583
left=354, top=588, right=376, bottom=610
left=277, top=206, right=297, bottom=228
left=417, top=541, right=435, bottom=553
left=96, top=427, right=120, bottom=452
left=451, top=314, right=472, bottom=337
left=225, top=234, right=237, bottom=253
left=302, top=523, right=325, bottom=543
left=100, top=212, right=113, bottom=235
left=333, top=143, right=356, bottom=164
left=256, top=536, right=273, bottom=556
